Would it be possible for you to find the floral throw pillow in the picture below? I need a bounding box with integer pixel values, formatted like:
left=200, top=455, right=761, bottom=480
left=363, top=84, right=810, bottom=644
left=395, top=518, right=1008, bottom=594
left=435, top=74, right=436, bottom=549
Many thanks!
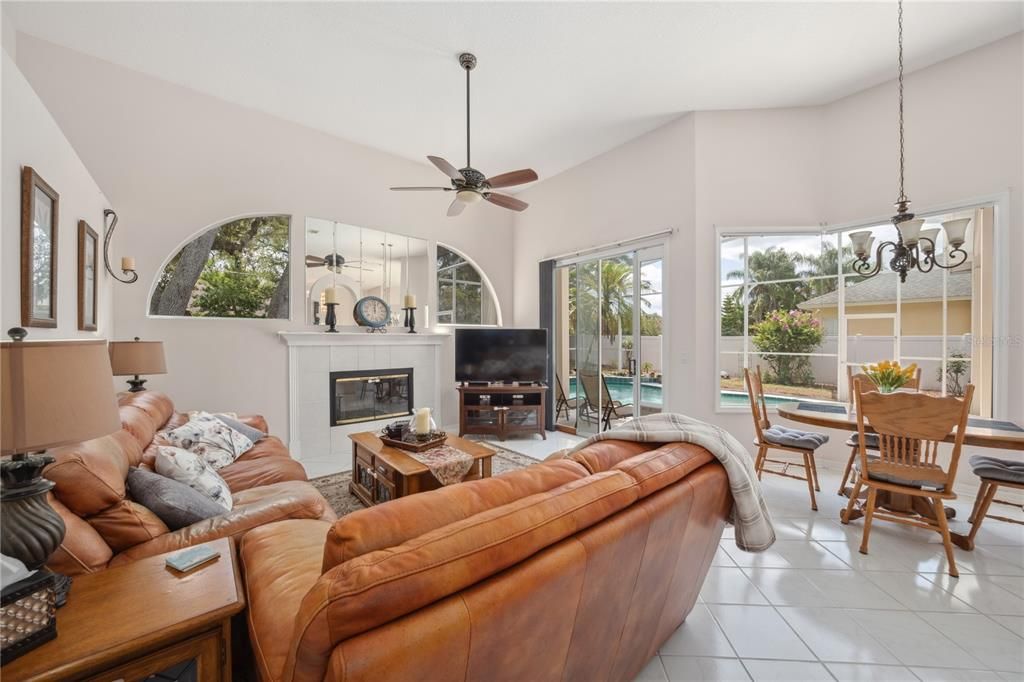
left=163, top=412, right=253, bottom=470
left=154, top=446, right=233, bottom=511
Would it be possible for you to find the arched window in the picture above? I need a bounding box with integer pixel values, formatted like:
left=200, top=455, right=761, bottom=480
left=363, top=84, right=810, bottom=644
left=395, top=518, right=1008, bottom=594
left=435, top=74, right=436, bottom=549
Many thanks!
left=436, top=244, right=500, bottom=326
left=150, top=215, right=290, bottom=319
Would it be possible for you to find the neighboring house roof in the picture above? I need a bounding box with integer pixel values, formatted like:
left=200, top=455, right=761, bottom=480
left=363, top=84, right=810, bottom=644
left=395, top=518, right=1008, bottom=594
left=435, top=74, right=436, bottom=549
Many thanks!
left=798, top=268, right=972, bottom=309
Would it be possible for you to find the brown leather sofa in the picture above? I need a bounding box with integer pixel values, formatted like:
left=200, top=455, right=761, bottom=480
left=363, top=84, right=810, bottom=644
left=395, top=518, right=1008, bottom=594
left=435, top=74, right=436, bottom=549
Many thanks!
left=240, top=438, right=732, bottom=682
left=44, top=391, right=336, bottom=576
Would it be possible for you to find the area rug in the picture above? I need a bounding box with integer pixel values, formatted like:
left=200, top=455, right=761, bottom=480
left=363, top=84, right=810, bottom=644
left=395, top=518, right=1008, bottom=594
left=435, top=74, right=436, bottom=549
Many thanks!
left=310, top=447, right=538, bottom=517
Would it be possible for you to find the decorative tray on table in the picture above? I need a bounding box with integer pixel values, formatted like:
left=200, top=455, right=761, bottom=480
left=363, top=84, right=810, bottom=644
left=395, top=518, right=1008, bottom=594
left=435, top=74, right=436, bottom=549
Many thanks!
left=380, top=430, right=448, bottom=452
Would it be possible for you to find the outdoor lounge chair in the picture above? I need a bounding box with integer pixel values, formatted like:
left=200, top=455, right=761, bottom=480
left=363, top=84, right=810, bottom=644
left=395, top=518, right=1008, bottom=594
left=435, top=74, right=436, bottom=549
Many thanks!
left=579, top=370, right=634, bottom=430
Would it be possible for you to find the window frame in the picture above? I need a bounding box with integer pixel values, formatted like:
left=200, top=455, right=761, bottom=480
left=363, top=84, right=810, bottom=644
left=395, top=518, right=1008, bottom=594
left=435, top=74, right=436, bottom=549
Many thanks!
left=434, top=242, right=502, bottom=328
left=147, top=213, right=293, bottom=321
left=714, top=193, right=1008, bottom=417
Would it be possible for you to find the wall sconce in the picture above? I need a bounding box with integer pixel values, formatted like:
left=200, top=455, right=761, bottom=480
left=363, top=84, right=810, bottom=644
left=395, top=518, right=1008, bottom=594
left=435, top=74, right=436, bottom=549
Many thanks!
left=103, top=209, right=138, bottom=284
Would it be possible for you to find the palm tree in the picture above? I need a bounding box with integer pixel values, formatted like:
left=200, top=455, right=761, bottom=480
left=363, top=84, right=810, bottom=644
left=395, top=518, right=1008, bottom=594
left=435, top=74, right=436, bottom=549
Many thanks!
left=569, top=260, right=652, bottom=343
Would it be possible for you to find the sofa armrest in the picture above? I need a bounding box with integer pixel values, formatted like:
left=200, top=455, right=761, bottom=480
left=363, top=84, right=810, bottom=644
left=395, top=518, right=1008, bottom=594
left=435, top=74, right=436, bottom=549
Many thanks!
left=108, top=481, right=334, bottom=567
left=236, top=414, right=269, bottom=434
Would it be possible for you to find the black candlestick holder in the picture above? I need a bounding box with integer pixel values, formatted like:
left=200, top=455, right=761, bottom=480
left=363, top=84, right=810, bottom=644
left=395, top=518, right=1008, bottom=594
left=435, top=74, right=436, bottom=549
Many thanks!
left=324, top=302, right=339, bottom=333
left=403, top=307, right=417, bottom=333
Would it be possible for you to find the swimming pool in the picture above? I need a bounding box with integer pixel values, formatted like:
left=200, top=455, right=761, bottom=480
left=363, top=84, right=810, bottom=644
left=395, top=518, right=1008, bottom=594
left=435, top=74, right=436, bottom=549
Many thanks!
left=567, top=377, right=792, bottom=407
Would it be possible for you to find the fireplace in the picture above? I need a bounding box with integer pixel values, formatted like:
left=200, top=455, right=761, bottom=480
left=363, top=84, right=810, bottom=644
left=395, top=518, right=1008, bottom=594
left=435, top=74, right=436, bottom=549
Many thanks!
left=329, top=368, right=414, bottom=426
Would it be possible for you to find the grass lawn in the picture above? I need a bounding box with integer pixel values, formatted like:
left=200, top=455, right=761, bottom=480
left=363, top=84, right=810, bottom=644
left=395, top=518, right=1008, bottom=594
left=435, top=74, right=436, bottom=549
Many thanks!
left=719, top=377, right=836, bottom=401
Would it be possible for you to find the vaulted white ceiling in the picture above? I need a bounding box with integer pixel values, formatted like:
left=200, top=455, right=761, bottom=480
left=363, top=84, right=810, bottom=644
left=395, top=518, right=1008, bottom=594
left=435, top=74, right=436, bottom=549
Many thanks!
left=5, top=2, right=1022, bottom=181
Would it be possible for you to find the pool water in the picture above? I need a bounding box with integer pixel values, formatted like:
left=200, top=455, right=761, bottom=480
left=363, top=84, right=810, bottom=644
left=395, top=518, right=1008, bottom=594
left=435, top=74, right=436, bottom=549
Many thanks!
left=567, top=377, right=791, bottom=407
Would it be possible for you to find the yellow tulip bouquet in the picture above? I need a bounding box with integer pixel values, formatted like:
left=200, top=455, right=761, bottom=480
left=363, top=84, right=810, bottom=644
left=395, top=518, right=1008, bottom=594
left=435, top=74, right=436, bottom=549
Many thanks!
left=862, top=360, right=918, bottom=393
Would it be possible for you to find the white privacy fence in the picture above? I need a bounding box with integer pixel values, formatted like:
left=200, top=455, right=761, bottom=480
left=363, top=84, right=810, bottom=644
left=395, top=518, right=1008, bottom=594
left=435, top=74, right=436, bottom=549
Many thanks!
left=598, top=336, right=664, bottom=373
left=719, top=335, right=973, bottom=393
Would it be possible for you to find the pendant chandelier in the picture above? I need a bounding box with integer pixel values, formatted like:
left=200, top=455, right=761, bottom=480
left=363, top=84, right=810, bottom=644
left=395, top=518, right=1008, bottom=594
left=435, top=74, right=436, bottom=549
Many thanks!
left=849, top=0, right=970, bottom=283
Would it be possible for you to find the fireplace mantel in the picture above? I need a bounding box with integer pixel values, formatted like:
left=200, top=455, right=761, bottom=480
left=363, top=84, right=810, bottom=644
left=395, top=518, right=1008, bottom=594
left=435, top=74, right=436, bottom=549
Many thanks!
left=278, top=330, right=448, bottom=346
left=280, top=330, right=446, bottom=473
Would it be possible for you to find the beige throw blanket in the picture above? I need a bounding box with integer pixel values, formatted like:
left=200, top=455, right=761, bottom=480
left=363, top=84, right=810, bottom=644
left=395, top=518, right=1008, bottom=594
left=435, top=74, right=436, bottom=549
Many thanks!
left=568, top=413, right=776, bottom=552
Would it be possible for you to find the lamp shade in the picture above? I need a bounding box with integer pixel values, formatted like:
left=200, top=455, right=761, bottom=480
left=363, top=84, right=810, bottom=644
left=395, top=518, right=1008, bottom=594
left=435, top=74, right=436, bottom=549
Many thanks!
left=108, top=340, right=166, bottom=376
left=2, top=339, right=122, bottom=456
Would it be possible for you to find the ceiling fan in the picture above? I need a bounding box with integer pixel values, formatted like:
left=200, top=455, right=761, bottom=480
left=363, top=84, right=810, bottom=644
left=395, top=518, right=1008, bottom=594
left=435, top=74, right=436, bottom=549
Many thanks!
left=390, top=53, right=539, bottom=217
left=304, top=253, right=371, bottom=273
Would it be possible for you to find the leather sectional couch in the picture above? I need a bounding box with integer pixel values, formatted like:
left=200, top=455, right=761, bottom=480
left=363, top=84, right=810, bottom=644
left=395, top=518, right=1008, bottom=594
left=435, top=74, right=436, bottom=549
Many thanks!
left=240, top=438, right=732, bottom=682
left=44, top=391, right=335, bottom=576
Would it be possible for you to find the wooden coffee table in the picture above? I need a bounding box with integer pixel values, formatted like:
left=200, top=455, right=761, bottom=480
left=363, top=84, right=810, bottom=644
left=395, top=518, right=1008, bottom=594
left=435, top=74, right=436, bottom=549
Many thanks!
left=348, top=432, right=495, bottom=507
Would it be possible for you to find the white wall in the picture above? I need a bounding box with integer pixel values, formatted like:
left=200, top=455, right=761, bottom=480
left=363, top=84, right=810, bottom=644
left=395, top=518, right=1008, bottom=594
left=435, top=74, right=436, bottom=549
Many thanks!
left=514, top=33, right=1023, bottom=482
left=9, top=34, right=515, bottom=441
left=1, top=49, right=113, bottom=341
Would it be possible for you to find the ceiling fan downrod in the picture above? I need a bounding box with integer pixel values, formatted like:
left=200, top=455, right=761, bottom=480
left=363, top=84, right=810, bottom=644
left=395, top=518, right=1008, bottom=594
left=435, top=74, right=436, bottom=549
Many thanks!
left=459, top=52, right=476, bottom=169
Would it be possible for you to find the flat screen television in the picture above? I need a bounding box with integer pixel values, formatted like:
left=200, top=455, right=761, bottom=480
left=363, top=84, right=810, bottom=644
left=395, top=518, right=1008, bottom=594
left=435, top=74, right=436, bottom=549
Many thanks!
left=455, top=328, right=548, bottom=383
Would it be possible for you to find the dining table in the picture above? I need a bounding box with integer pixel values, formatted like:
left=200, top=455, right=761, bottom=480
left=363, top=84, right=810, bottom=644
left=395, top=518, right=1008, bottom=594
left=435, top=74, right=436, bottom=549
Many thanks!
left=776, top=400, right=1024, bottom=549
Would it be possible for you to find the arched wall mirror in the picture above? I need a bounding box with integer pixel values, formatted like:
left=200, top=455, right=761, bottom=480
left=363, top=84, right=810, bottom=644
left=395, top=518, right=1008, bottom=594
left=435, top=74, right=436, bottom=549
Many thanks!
left=304, top=218, right=430, bottom=328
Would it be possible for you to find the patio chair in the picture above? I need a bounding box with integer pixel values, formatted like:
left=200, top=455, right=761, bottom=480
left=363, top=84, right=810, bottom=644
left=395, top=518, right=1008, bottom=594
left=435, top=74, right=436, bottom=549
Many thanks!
left=837, top=365, right=922, bottom=495
left=745, top=366, right=828, bottom=511
left=578, top=371, right=634, bottom=430
left=841, top=379, right=974, bottom=578
left=555, top=374, right=577, bottom=422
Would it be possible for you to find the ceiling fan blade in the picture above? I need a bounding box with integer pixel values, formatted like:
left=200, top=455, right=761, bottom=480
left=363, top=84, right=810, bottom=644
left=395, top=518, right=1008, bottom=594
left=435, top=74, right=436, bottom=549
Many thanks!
left=447, top=197, right=466, bottom=217
left=305, top=255, right=326, bottom=267
left=390, top=186, right=451, bottom=191
left=486, top=168, right=538, bottom=189
left=486, top=193, right=529, bottom=212
left=427, top=155, right=464, bottom=182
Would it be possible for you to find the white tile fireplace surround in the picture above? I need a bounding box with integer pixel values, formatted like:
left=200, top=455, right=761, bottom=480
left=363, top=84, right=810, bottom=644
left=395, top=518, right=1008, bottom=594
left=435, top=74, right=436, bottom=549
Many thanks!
left=279, top=331, right=445, bottom=477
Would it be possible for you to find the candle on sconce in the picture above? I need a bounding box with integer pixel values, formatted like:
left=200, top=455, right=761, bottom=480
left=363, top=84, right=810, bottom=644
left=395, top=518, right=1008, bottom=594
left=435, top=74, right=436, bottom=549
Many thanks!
left=121, top=256, right=136, bottom=271
left=404, top=293, right=416, bottom=309
left=324, top=287, right=338, bottom=304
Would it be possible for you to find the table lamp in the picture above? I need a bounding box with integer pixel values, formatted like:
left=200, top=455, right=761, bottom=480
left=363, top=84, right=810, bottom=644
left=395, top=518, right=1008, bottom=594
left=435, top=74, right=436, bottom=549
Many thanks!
left=1, top=329, right=122, bottom=629
left=108, top=337, right=166, bottom=392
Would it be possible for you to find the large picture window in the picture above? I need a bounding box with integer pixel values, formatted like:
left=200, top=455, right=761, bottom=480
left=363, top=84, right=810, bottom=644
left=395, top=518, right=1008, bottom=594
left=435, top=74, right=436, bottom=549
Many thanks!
left=718, top=207, right=990, bottom=415
left=436, top=244, right=499, bottom=325
left=150, top=215, right=290, bottom=319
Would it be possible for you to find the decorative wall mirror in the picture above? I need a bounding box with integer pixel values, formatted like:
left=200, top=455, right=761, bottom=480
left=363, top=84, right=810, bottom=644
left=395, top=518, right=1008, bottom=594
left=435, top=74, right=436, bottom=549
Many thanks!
left=304, top=218, right=430, bottom=329
left=78, top=220, right=98, bottom=331
left=21, top=167, right=59, bottom=328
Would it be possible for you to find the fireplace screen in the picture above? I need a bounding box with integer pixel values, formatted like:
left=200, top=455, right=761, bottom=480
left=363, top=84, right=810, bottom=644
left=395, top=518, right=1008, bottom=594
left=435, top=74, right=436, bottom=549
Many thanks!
left=330, top=368, right=414, bottom=426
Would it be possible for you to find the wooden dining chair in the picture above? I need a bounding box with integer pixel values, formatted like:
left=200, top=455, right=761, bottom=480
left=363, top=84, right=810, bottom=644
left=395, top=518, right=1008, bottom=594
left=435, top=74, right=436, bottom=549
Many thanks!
left=744, top=366, right=828, bottom=511
left=837, top=365, right=923, bottom=495
left=961, top=456, right=1024, bottom=551
left=841, top=379, right=974, bottom=577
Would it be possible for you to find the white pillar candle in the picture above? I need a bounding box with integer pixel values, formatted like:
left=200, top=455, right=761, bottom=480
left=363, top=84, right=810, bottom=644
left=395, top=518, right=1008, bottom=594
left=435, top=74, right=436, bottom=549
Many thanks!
left=121, top=256, right=136, bottom=271
left=404, top=293, right=416, bottom=309
left=414, top=407, right=431, bottom=434
left=324, top=287, right=338, bottom=304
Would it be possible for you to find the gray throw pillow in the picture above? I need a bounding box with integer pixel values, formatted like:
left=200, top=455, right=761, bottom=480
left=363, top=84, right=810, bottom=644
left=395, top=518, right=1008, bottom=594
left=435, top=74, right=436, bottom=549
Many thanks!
left=215, top=414, right=266, bottom=444
left=126, top=467, right=226, bottom=530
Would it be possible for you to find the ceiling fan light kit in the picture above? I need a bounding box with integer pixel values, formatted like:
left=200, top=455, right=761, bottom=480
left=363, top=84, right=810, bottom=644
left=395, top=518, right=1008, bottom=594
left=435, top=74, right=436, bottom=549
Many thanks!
left=390, top=53, right=539, bottom=216
left=851, top=0, right=970, bottom=283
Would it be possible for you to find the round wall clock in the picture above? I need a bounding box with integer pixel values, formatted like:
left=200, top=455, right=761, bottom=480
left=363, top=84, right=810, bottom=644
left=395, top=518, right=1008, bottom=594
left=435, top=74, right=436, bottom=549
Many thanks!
left=353, top=296, right=391, bottom=331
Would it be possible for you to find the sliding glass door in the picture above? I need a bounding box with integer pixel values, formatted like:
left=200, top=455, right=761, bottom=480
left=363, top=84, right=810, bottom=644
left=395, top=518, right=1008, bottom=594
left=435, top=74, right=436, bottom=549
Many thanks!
left=554, top=244, right=664, bottom=434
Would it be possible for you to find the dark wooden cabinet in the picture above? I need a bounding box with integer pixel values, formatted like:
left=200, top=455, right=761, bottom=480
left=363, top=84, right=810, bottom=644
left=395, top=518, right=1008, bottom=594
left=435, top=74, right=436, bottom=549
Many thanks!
left=458, top=384, right=547, bottom=441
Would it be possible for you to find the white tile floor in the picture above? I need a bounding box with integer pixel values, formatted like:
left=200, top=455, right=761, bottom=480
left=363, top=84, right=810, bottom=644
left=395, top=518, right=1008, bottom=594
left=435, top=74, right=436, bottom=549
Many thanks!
left=631, top=466, right=1024, bottom=681
left=313, top=431, right=1024, bottom=680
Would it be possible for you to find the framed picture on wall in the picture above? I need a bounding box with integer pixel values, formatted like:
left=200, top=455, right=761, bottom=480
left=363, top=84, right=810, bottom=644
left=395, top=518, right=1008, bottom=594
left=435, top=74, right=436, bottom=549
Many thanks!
left=21, top=166, right=59, bottom=328
left=78, top=221, right=98, bottom=331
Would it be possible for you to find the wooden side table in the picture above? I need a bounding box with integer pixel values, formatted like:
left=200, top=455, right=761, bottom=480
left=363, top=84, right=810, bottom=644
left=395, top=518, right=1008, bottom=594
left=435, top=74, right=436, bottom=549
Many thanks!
left=3, top=537, right=244, bottom=681
left=348, top=432, right=495, bottom=507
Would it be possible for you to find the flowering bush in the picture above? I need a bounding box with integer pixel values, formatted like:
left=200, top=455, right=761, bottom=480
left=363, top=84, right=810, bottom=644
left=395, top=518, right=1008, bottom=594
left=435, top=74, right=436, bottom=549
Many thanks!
left=863, top=360, right=919, bottom=393
left=751, top=309, right=824, bottom=386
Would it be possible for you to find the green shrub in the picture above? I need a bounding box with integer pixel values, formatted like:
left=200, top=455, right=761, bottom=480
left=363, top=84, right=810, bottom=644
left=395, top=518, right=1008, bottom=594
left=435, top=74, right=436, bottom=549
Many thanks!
left=752, top=309, right=824, bottom=386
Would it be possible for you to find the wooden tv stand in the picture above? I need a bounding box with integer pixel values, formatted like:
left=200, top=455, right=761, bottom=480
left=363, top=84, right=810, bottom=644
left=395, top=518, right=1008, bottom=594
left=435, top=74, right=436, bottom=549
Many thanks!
left=458, top=383, right=547, bottom=441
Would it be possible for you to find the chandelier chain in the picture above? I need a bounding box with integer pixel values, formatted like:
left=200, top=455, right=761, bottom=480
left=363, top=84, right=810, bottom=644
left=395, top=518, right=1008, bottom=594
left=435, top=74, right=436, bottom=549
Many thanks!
left=897, top=0, right=906, bottom=203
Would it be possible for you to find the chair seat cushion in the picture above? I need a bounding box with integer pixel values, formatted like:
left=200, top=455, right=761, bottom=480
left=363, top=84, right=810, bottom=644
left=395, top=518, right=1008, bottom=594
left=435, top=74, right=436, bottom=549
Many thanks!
left=854, top=459, right=946, bottom=491
left=969, top=455, right=1024, bottom=484
left=844, top=432, right=881, bottom=450
left=763, top=425, right=829, bottom=450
